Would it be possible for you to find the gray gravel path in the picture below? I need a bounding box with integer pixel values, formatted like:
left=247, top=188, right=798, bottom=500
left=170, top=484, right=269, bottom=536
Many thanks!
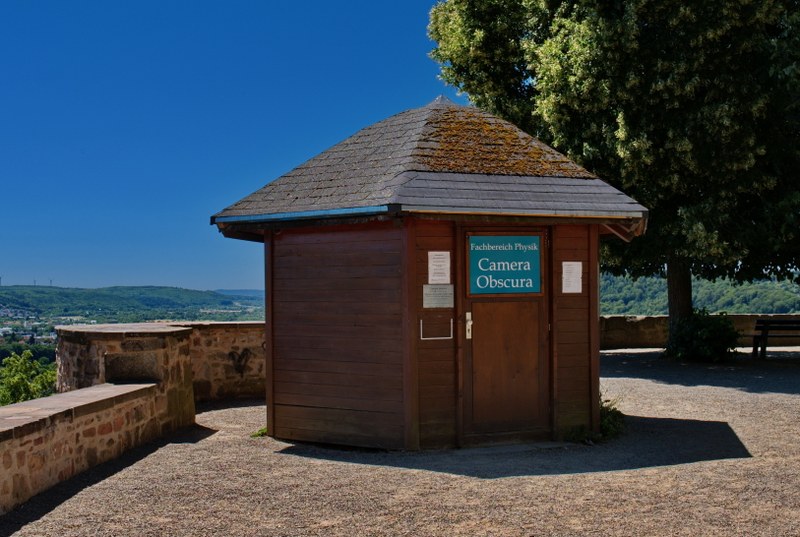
left=3, top=349, right=800, bottom=536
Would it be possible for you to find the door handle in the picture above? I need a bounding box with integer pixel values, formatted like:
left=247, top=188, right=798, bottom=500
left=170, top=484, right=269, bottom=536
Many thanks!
left=466, top=312, right=473, bottom=340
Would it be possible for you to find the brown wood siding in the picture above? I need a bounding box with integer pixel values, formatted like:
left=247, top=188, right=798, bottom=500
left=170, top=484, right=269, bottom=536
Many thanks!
left=270, top=222, right=406, bottom=449
left=552, top=225, right=593, bottom=434
left=264, top=232, right=275, bottom=439
left=414, top=220, right=457, bottom=448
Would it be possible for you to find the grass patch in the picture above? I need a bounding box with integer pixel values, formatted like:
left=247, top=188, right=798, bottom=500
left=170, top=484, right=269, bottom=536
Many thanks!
left=250, top=426, right=268, bottom=438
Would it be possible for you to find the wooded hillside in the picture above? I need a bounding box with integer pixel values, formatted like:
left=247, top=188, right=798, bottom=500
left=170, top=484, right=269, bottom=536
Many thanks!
left=0, top=286, right=264, bottom=323
left=601, top=275, right=800, bottom=315
left=1, top=278, right=797, bottom=321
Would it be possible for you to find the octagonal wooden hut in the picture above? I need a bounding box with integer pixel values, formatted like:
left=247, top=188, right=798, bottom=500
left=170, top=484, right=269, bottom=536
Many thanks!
left=212, top=97, right=647, bottom=449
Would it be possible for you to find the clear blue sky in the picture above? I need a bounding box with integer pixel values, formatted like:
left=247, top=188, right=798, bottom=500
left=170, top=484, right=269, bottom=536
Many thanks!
left=0, top=1, right=465, bottom=290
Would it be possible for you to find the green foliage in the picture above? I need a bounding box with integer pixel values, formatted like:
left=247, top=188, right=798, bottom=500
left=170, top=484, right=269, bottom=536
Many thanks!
left=565, top=394, right=625, bottom=443
left=599, top=395, right=625, bottom=441
left=250, top=426, right=269, bottom=438
left=430, top=0, right=800, bottom=302
left=600, top=274, right=800, bottom=315
left=663, top=309, right=740, bottom=363
left=600, top=274, right=668, bottom=315
left=0, top=342, right=56, bottom=364
left=0, top=350, right=57, bottom=405
left=0, top=285, right=264, bottom=323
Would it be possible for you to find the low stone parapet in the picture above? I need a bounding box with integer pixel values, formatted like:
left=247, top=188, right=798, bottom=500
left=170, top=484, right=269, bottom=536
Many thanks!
left=1, top=383, right=161, bottom=515
left=56, top=322, right=265, bottom=404
left=600, top=314, right=800, bottom=349
left=2, top=321, right=266, bottom=516
left=175, top=322, right=265, bottom=402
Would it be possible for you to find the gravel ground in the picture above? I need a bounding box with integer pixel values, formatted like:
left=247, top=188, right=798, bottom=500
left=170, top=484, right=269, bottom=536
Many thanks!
left=3, top=349, right=800, bottom=537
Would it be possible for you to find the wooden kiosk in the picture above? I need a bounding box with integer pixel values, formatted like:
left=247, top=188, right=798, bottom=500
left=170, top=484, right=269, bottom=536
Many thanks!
left=212, top=97, right=646, bottom=449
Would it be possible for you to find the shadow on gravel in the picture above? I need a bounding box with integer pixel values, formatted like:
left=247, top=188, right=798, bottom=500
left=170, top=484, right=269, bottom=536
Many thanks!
left=195, top=398, right=266, bottom=412
left=0, top=424, right=217, bottom=535
left=278, top=415, right=750, bottom=479
left=601, top=350, right=800, bottom=395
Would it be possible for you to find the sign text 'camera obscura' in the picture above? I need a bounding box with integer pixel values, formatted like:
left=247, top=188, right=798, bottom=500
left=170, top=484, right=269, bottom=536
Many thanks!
left=468, top=235, right=541, bottom=295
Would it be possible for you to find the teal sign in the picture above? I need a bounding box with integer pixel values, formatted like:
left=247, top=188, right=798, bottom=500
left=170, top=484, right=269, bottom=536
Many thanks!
left=469, top=235, right=541, bottom=294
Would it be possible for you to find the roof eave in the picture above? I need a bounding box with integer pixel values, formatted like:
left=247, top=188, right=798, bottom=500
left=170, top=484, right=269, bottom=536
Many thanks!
left=211, top=204, right=396, bottom=226
left=403, top=203, right=645, bottom=221
left=213, top=203, right=647, bottom=242
left=401, top=205, right=647, bottom=242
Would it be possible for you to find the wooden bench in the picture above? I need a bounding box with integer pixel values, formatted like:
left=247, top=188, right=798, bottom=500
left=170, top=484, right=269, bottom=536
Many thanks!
left=752, top=319, right=800, bottom=358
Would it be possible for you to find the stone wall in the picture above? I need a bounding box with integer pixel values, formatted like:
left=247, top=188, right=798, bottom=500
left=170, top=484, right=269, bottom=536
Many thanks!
left=1, top=323, right=209, bottom=515
left=57, top=322, right=265, bottom=404
left=1, top=383, right=162, bottom=515
left=56, top=324, right=196, bottom=430
left=600, top=316, right=669, bottom=349
left=600, top=314, right=800, bottom=349
left=2, top=322, right=264, bottom=515
left=177, top=322, right=265, bottom=402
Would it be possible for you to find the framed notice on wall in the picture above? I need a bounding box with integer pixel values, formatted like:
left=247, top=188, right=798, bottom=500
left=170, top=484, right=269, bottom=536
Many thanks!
left=562, top=261, right=583, bottom=293
left=468, top=235, right=541, bottom=295
left=428, top=251, right=451, bottom=284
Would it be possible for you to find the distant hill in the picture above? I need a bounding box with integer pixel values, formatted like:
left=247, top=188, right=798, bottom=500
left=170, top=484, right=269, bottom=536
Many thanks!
left=215, top=289, right=264, bottom=298
left=2, top=277, right=797, bottom=324
left=601, top=274, right=800, bottom=315
left=0, top=286, right=264, bottom=323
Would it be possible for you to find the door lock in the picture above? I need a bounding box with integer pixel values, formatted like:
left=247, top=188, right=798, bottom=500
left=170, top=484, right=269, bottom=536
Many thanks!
left=465, top=312, right=473, bottom=340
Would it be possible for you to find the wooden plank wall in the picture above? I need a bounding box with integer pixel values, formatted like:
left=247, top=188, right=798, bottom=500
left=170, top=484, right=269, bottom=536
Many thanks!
left=552, top=224, right=597, bottom=435
left=414, top=220, right=458, bottom=448
left=270, top=222, right=406, bottom=449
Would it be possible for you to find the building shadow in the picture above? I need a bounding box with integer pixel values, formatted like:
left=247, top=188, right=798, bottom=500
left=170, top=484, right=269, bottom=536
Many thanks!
left=277, top=415, right=751, bottom=479
left=195, top=398, right=266, bottom=412
left=601, top=349, right=800, bottom=395
left=0, top=424, right=217, bottom=534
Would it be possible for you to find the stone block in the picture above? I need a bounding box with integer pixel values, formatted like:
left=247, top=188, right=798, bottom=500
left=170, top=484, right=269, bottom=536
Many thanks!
left=121, top=337, right=167, bottom=352
left=85, top=447, right=97, bottom=467
left=105, top=352, right=161, bottom=383
left=193, top=380, right=212, bottom=401
left=27, top=452, right=45, bottom=473
left=113, top=416, right=125, bottom=432
left=12, top=474, right=30, bottom=503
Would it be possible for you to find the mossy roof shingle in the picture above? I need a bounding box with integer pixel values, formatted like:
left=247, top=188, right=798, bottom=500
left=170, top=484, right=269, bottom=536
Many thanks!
left=212, top=97, right=646, bottom=224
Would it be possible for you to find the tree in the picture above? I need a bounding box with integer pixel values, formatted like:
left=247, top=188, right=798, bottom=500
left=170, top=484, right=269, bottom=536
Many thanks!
left=430, top=0, right=800, bottom=340
left=0, top=350, right=57, bottom=405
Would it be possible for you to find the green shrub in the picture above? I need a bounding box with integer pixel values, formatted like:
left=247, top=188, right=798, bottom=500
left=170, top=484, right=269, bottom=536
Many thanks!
left=599, top=395, right=625, bottom=440
left=0, top=350, right=57, bottom=405
left=565, top=394, right=625, bottom=443
left=664, top=309, right=739, bottom=363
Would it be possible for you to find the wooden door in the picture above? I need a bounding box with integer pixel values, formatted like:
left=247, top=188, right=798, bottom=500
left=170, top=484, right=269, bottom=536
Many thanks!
left=462, top=231, right=550, bottom=441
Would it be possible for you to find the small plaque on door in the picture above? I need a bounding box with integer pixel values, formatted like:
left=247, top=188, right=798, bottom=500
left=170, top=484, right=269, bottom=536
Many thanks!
left=423, top=284, right=454, bottom=308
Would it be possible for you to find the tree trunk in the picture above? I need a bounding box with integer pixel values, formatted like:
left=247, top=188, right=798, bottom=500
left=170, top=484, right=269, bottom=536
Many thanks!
left=667, top=258, right=693, bottom=347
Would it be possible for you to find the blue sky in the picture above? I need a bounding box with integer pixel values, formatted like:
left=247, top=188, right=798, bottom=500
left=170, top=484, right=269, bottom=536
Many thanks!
left=0, top=1, right=465, bottom=290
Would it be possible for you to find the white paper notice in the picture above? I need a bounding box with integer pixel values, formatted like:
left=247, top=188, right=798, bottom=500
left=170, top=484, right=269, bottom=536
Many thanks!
left=428, top=251, right=451, bottom=284
left=562, top=262, right=583, bottom=293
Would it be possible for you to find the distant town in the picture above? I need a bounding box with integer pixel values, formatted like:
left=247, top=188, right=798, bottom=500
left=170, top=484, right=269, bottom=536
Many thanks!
left=0, top=286, right=265, bottom=353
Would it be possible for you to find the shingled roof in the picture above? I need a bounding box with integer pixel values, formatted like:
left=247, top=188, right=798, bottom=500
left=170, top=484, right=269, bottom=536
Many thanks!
left=212, top=97, right=647, bottom=237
